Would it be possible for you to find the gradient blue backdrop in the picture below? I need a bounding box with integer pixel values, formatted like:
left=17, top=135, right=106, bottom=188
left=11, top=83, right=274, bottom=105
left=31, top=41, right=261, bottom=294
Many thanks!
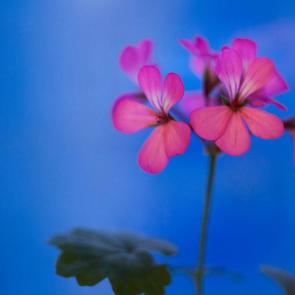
left=1, top=0, right=295, bottom=294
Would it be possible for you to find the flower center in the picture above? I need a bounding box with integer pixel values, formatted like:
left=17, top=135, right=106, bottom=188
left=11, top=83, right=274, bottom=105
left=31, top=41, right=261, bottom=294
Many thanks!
left=156, top=113, right=171, bottom=125
left=230, top=99, right=242, bottom=112
left=228, top=96, right=248, bottom=112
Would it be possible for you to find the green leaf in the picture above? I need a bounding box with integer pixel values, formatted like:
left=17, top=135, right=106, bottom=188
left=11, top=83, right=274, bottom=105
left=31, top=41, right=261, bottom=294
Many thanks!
left=261, top=265, right=295, bottom=295
left=49, top=228, right=176, bottom=295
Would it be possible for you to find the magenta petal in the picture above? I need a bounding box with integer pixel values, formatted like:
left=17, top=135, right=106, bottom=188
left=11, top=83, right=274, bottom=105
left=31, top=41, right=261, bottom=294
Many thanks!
left=179, top=92, right=207, bottom=116
left=215, top=47, right=243, bottom=100
left=138, top=125, right=168, bottom=174
left=179, top=39, right=199, bottom=55
left=181, top=36, right=214, bottom=77
left=248, top=96, right=287, bottom=111
left=119, top=40, right=153, bottom=83
left=138, top=40, right=153, bottom=64
left=216, top=112, right=250, bottom=156
left=138, top=65, right=162, bottom=112
left=255, top=70, right=288, bottom=97
left=195, top=36, right=211, bottom=54
left=120, top=46, right=140, bottom=82
left=164, top=121, right=191, bottom=157
left=232, top=38, right=256, bottom=69
left=112, top=93, right=157, bottom=134
left=190, top=106, right=233, bottom=140
left=239, top=57, right=275, bottom=99
left=241, top=107, right=284, bottom=139
left=162, top=73, right=184, bottom=112
left=179, top=36, right=210, bottom=56
left=190, top=56, right=206, bottom=77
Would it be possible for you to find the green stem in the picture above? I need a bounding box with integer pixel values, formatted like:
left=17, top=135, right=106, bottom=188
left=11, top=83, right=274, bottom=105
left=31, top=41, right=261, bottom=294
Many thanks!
left=195, top=153, right=217, bottom=295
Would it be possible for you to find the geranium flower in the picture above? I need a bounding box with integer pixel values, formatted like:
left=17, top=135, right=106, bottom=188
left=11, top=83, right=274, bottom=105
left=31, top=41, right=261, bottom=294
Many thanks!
left=229, top=39, right=288, bottom=110
left=180, top=36, right=217, bottom=79
left=179, top=37, right=220, bottom=118
left=190, top=39, right=287, bottom=156
left=284, top=117, right=295, bottom=163
left=120, top=39, right=153, bottom=83
left=112, top=65, right=191, bottom=174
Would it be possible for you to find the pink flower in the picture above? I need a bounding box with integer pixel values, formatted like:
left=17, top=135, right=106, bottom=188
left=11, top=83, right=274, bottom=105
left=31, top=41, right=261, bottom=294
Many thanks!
left=229, top=38, right=288, bottom=110
left=180, top=36, right=217, bottom=79
left=179, top=37, right=219, bottom=117
left=190, top=39, right=287, bottom=156
left=120, top=40, right=153, bottom=83
left=112, top=65, right=191, bottom=174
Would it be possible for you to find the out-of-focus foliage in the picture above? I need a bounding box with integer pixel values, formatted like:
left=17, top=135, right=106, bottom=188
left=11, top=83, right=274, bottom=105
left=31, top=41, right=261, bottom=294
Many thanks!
left=50, top=228, right=177, bottom=295
left=261, top=265, right=295, bottom=295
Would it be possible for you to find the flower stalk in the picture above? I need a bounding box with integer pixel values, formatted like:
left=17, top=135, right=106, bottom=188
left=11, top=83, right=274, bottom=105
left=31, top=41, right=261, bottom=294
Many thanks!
left=195, top=148, right=218, bottom=295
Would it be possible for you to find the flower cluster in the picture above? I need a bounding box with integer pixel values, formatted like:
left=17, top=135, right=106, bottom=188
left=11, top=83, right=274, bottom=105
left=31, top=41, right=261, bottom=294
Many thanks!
left=112, top=37, right=292, bottom=173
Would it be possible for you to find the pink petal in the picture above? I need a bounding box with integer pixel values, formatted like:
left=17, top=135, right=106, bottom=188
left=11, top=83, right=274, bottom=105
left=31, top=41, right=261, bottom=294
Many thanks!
left=112, top=93, right=157, bottom=134
left=119, top=40, right=153, bottom=83
left=239, top=57, right=275, bottom=99
left=215, top=47, right=243, bottom=100
left=181, top=37, right=215, bottom=77
left=138, top=40, right=153, bottom=64
left=138, top=65, right=162, bottom=112
left=180, top=39, right=199, bottom=56
left=255, top=69, right=288, bottom=97
left=195, top=37, right=211, bottom=54
left=190, top=56, right=207, bottom=77
left=191, top=55, right=217, bottom=78
left=179, top=92, right=207, bottom=116
left=164, top=120, right=191, bottom=157
left=162, top=73, right=184, bottom=112
left=190, top=106, right=233, bottom=140
left=248, top=96, right=287, bottom=111
left=241, top=107, right=284, bottom=139
left=232, top=38, right=256, bottom=69
left=138, top=125, right=168, bottom=174
left=179, top=36, right=210, bottom=56
left=216, top=112, right=250, bottom=156
left=120, top=46, right=140, bottom=82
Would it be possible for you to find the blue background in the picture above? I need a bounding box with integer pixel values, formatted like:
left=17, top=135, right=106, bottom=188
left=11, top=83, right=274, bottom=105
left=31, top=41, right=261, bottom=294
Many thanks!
left=1, top=0, right=295, bottom=294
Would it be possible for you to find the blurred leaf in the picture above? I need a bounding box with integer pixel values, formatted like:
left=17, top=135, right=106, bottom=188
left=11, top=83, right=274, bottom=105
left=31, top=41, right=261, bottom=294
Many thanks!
left=49, top=228, right=177, bottom=295
left=261, top=265, right=295, bottom=295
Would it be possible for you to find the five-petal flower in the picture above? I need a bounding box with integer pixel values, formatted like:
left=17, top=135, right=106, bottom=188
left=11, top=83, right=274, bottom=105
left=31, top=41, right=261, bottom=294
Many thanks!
left=190, top=39, right=287, bottom=156
left=112, top=65, right=191, bottom=174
